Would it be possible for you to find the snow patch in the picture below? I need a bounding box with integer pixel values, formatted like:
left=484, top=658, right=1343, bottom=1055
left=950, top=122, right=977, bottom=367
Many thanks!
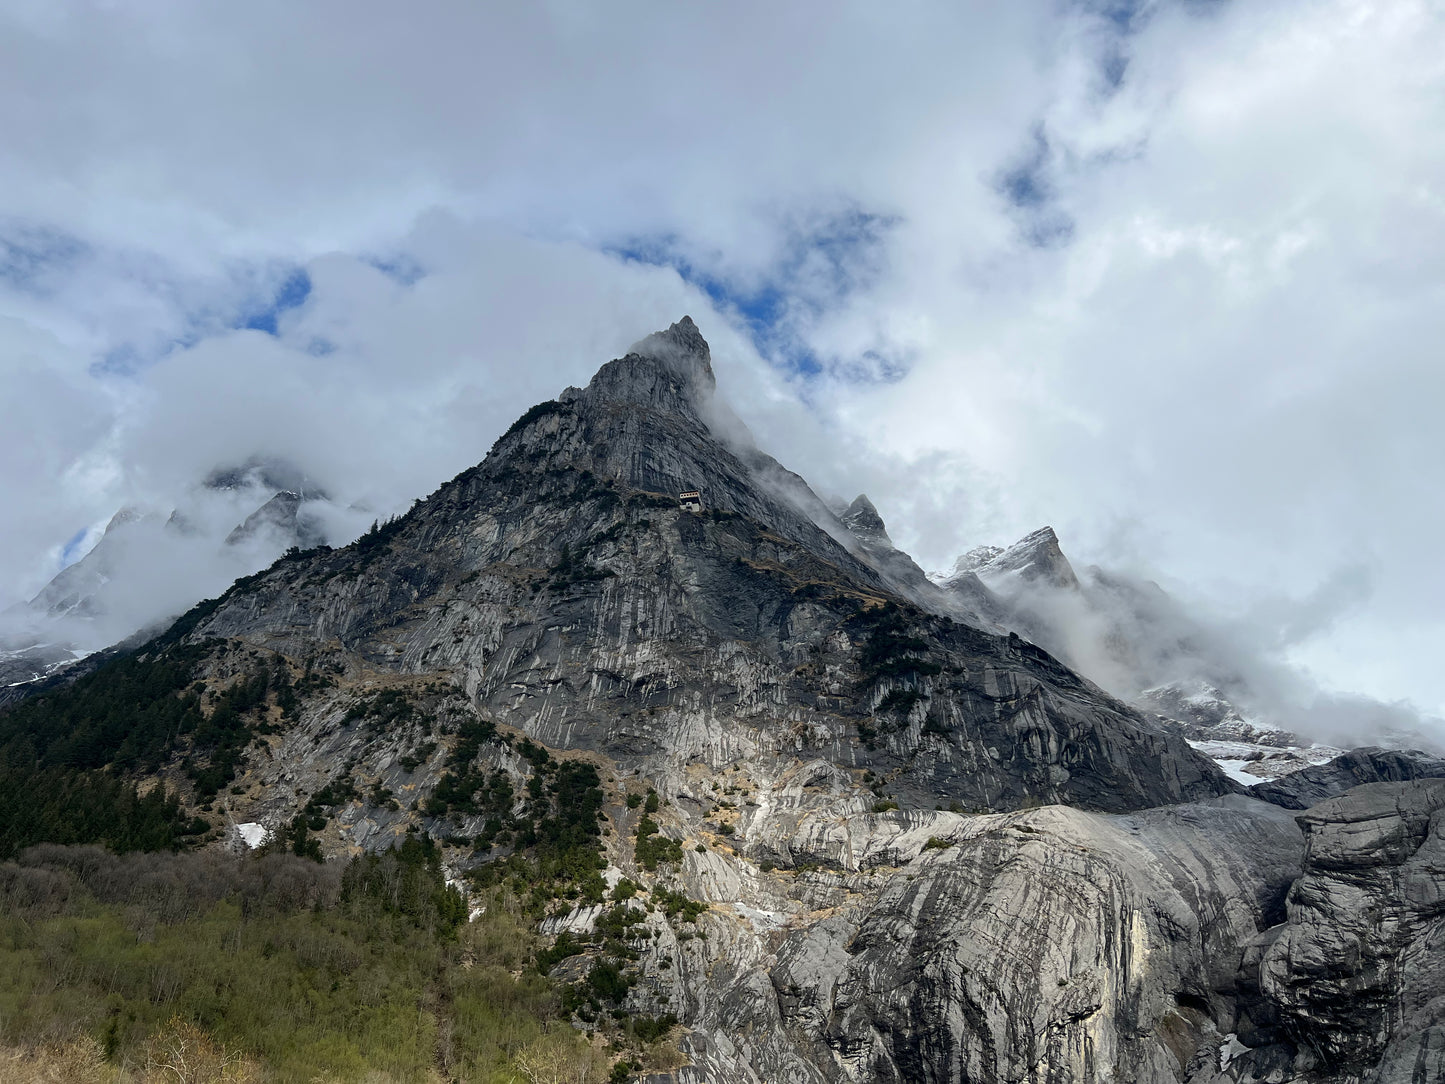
left=1188, top=738, right=1343, bottom=787
left=1219, top=1033, right=1249, bottom=1070
left=734, top=902, right=787, bottom=931
left=235, top=823, right=267, bottom=849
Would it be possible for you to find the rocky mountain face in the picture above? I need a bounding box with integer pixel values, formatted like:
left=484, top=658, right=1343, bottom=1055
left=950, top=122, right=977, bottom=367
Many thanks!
left=187, top=318, right=1226, bottom=818
left=1216, top=780, right=1445, bottom=1084
left=9, top=318, right=1443, bottom=1083
left=839, top=496, right=1005, bottom=633
left=1248, top=748, right=1445, bottom=810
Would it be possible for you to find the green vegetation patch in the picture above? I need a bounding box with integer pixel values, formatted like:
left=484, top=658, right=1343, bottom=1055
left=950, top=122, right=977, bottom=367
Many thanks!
left=461, top=749, right=609, bottom=912
left=852, top=603, right=942, bottom=682
left=876, top=688, right=924, bottom=716
left=342, top=686, right=420, bottom=731
left=634, top=815, right=684, bottom=871
left=0, top=842, right=577, bottom=1083
left=651, top=884, right=705, bottom=924
left=0, top=642, right=299, bottom=857
left=502, top=398, right=572, bottom=439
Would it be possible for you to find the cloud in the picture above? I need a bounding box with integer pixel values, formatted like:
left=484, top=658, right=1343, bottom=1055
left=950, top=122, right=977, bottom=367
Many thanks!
left=797, top=0, right=1445, bottom=715
left=0, top=0, right=1440, bottom=725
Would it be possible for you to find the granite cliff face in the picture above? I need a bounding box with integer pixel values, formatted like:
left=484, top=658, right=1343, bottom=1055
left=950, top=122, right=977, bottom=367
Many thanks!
left=29, top=319, right=1443, bottom=1083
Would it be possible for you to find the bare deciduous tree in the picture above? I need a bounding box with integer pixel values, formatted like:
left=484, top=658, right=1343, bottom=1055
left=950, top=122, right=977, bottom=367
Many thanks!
left=513, top=1034, right=608, bottom=1084
left=142, top=1017, right=258, bottom=1084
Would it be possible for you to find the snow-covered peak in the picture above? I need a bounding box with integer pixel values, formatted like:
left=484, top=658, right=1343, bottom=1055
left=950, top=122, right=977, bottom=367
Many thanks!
left=934, top=527, right=1078, bottom=592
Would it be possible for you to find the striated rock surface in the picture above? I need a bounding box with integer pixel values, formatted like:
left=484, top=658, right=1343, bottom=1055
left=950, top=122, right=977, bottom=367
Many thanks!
left=753, top=796, right=1304, bottom=1084
left=1245, top=780, right=1445, bottom=1083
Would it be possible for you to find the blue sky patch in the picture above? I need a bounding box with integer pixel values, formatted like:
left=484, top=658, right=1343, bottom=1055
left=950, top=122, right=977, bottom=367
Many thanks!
left=367, top=254, right=426, bottom=286
left=610, top=208, right=898, bottom=382
left=238, top=267, right=312, bottom=335
left=996, top=127, right=1077, bottom=248
left=59, top=525, right=93, bottom=570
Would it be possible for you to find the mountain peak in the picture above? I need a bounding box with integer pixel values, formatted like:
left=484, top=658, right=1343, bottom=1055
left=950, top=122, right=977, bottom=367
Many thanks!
left=577, top=317, right=717, bottom=413
left=631, top=315, right=710, bottom=361
left=946, top=545, right=1004, bottom=578
left=841, top=494, right=891, bottom=544
left=988, top=526, right=1078, bottom=589
left=945, top=526, right=1078, bottom=591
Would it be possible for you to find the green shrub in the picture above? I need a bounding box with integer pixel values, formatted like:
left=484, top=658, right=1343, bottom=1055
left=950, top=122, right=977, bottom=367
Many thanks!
left=853, top=603, right=942, bottom=682
left=634, top=816, right=684, bottom=871
left=651, top=885, right=705, bottom=924
left=877, top=689, right=923, bottom=716
left=502, top=398, right=570, bottom=438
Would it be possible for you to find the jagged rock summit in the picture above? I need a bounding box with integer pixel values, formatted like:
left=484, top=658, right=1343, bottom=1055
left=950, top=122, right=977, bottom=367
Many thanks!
left=578, top=315, right=718, bottom=413
left=840, top=494, right=890, bottom=545
left=949, top=525, right=1080, bottom=591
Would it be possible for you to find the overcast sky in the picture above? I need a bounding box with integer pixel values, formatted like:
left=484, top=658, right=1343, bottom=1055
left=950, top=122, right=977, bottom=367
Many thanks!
left=2, top=0, right=1442, bottom=722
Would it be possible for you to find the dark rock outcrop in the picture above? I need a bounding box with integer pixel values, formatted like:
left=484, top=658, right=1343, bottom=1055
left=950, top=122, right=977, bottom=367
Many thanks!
left=1251, top=749, right=1445, bottom=811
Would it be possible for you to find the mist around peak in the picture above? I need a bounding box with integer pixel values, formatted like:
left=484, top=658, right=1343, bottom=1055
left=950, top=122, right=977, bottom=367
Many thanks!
left=924, top=524, right=1444, bottom=756
left=0, top=457, right=374, bottom=686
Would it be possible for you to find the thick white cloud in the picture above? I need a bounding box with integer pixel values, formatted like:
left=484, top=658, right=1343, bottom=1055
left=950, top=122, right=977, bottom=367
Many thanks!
left=824, top=0, right=1445, bottom=719
left=0, top=0, right=1441, bottom=729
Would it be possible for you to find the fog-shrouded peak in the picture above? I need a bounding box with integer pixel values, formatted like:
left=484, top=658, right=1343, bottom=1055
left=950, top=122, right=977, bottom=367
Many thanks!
left=841, top=494, right=891, bottom=545
left=629, top=315, right=711, bottom=365
left=977, top=526, right=1080, bottom=591
left=204, top=455, right=328, bottom=501
left=224, top=490, right=328, bottom=550
left=937, top=527, right=1079, bottom=593
left=26, top=507, right=158, bottom=620
left=571, top=316, right=718, bottom=417
left=0, top=450, right=357, bottom=686
left=943, top=545, right=1004, bottom=579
